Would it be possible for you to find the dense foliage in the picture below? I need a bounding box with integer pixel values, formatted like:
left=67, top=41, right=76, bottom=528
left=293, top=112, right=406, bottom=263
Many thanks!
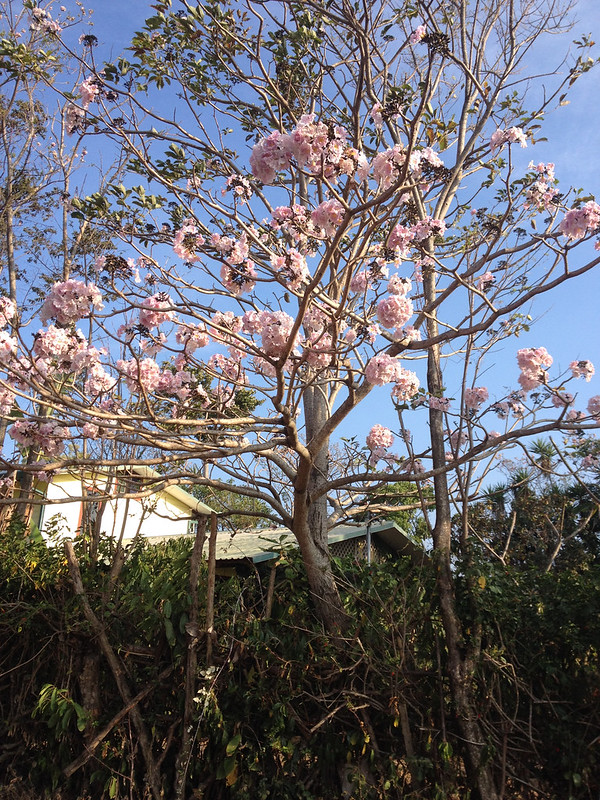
left=0, top=518, right=598, bottom=800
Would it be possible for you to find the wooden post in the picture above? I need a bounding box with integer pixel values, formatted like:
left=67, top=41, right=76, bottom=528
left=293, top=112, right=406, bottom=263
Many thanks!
left=205, top=512, right=218, bottom=666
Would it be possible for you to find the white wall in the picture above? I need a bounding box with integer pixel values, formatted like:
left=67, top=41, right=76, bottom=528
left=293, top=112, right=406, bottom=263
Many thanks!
left=40, top=473, right=193, bottom=541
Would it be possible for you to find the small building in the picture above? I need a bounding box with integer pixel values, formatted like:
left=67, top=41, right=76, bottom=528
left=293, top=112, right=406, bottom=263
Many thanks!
left=145, top=519, right=423, bottom=570
left=32, top=466, right=212, bottom=541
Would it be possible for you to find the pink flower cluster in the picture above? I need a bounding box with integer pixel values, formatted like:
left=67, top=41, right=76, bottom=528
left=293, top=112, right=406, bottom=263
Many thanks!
left=489, top=127, right=528, bottom=154
left=0, top=297, right=16, bottom=328
left=587, top=396, right=600, bottom=418
left=0, top=331, right=16, bottom=364
left=30, top=7, right=61, bottom=35
left=85, top=364, right=117, bottom=395
left=516, top=347, right=553, bottom=392
left=250, top=114, right=368, bottom=184
left=173, top=219, right=205, bottom=262
left=271, top=249, right=310, bottom=291
left=302, top=307, right=333, bottom=368
left=372, top=145, right=444, bottom=190
left=464, top=386, right=489, bottom=410
left=409, top=25, right=426, bottom=44
left=523, top=162, right=558, bottom=212
left=0, top=387, right=15, bottom=416
left=139, top=294, right=175, bottom=329
left=391, top=367, right=421, bottom=402
left=40, top=280, right=103, bottom=326
left=65, top=104, right=85, bottom=136
left=559, top=201, right=600, bottom=240
left=477, top=271, right=494, bottom=292
left=241, top=310, right=297, bottom=359
left=270, top=205, right=316, bottom=248
left=429, top=396, right=451, bottom=411
left=376, top=294, right=413, bottom=330
left=311, top=199, right=345, bottom=236
left=365, top=353, right=403, bottom=385
left=570, top=359, right=595, bottom=381
left=366, top=424, right=395, bottom=463
left=210, top=232, right=256, bottom=295
left=365, top=356, right=420, bottom=403
left=78, top=77, right=100, bottom=110
left=117, top=358, right=192, bottom=400
left=176, top=324, right=210, bottom=356
left=32, top=326, right=102, bottom=377
left=10, top=419, right=70, bottom=458
left=223, top=174, right=253, bottom=204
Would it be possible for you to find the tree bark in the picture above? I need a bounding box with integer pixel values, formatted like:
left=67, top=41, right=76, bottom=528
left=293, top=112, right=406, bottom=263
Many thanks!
left=294, top=382, right=350, bottom=632
left=423, top=265, right=499, bottom=800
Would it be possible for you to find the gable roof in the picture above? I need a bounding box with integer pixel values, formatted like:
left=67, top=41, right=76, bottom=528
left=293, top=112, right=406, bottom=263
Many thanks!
left=145, top=520, right=422, bottom=561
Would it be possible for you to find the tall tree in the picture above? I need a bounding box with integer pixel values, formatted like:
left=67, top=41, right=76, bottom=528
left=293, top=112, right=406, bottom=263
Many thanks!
left=1, top=2, right=600, bottom=795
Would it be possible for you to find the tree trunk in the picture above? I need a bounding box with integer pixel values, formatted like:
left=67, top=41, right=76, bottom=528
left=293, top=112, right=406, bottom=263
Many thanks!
left=424, top=265, right=499, bottom=800
left=294, top=382, right=350, bottom=632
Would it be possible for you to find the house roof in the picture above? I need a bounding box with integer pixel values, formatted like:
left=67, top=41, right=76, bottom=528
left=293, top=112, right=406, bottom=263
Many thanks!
left=145, top=520, right=423, bottom=561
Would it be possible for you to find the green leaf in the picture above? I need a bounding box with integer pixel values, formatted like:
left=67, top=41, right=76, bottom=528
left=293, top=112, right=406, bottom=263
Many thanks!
left=226, top=733, right=241, bottom=756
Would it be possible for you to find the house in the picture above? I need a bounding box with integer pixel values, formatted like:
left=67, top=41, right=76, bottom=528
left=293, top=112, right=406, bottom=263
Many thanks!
left=145, top=519, right=423, bottom=570
left=31, top=465, right=212, bottom=541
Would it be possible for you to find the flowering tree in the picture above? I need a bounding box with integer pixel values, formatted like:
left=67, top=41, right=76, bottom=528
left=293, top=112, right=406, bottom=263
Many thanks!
left=1, top=1, right=600, bottom=795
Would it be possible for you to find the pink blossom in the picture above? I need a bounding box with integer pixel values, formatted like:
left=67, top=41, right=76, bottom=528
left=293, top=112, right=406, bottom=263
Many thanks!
left=220, top=260, right=257, bottom=296
left=464, top=386, right=489, bottom=410
left=551, top=392, right=574, bottom=408
left=271, top=249, right=310, bottom=290
left=139, top=294, right=175, bottom=329
left=10, top=419, right=69, bottom=458
left=490, top=126, right=527, bottom=154
left=0, top=297, right=16, bottom=328
left=388, top=275, right=412, bottom=296
left=429, top=396, right=451, bottom=411
left=270, top=205, right=316, bottom=246
left=311, top=199, right=345, bottom=236
left=366, top=424, right=395, bottom=463
left=376, top=295, right=413, bottom=329
left=209, top=311, right=243, bottom=345
left=411, top=217, right=446, bottom=242
left=259, top=311, right=297, bottom=358
left=85, top=364, right=116, bottom=395
left=365, top=353, right=403, bottom=385
left=0, top=387, right=15, bottom=416
left=570, top=359, right=595, bottom=382
left=249, top=130, right=291, bottom=183
left=65, top=104, right=85, bottom=135
left=558, top=201, right=600, bottom=240
left=391, top=367, right=420, bottom=402
left=516, top=347, right=553, bottom=392
left=409, top=25, right=426, bottom=44
left=176, top=324, right=210, bottom=354
left=587, top=396, right=600, bottom=418
left=370, top=103, right=384, bottom=129
left=477, top=271, right=495, bottom=292
left=118, top=358, right=163, bottom=394
left=387, top=224, right=414, bottom=257
left=30, top=7, right=62, bottom=35
left=40, top=280, right=103, bottom=325
left=78, top=77, right=100, bottom=110
left=223, top=174, right=253, bottom=203
left=173, top=219, right=205, bottom=262
left=82, top=423, right=100, bottom=439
